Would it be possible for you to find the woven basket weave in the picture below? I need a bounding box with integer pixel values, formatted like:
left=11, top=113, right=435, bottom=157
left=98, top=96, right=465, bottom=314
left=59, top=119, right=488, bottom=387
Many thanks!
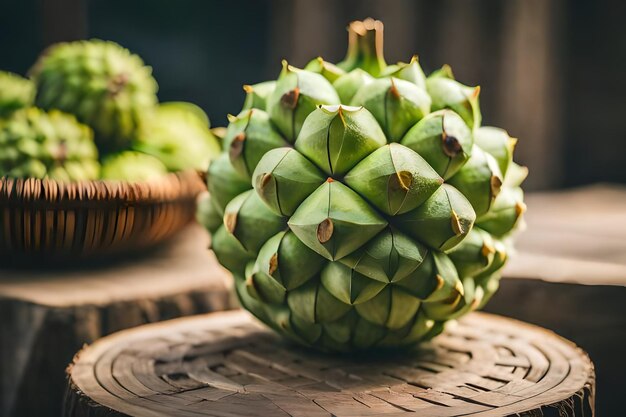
left=0, top=171, right=205, bottom=261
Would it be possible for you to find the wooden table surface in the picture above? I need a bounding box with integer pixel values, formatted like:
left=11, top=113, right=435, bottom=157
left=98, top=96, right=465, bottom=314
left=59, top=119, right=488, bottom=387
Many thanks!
left=0, top=224, right=233, bottom=307
left=504, top=184, right=626, bottom=286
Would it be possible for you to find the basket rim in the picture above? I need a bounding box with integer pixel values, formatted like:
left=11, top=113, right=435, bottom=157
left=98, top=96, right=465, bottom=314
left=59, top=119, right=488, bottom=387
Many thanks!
left=0, top=170, right=206, bottom=209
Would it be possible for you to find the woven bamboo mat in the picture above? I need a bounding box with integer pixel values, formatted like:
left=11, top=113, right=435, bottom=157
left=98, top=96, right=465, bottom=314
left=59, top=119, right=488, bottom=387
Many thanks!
left=65, top=310, right=595, bottom=417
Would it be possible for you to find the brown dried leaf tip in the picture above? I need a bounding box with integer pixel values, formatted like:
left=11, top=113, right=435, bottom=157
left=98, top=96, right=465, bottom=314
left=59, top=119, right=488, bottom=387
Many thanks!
left=269, top=253, right=279, bottom=275
left=388, top=170, right=412, bottom=193
left=281, top=88, right=300, bottom=109
left=317, top=218, right=334, bottom=243
left=450, top=210, right=464, bottom=236
left=259, top=173, right=273, bottom=189
left=442, top=132, right=463, bottom=157
left=481, top=242, right=495, bottom=257
left=229, top=133, right=246, bottom=160
left=389, top=78, right=401, bottom=99
left=224, top=212, right=237, bottom=233
left=490, top=176, right=503, bottom=198
left=434, top=274, right=445, bottom=291
left=471, top=85, right=481, bottom=99
left=396, top=170, right=412, bottom=191
left=455, top=279, right=465, bottom=297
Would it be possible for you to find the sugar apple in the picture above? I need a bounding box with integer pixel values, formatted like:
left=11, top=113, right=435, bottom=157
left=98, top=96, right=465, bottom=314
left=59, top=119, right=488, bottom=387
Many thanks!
left=30, top=40, right=158, bottom=152
left=0, top=71, right=35, bottom=118
left=199, top=18, right=527, bottom=352
left=101, top=151, right=168, bottom=182
left=0, top=108, right=100, bottom=181
left=134, top=102, right=221, bottom=172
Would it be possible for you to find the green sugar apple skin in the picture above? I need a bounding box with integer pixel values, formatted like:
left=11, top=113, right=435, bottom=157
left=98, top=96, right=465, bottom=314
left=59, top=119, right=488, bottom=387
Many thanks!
left=30, top=39, right=158, bottom=152
left=100, top=151, right=168, bottom=182
left=134, top=102, right=221, bottom=172
left=0, top=71, right=35, bottom=118
left=201, top=18, right=527, bottom=352
left=0, top=108, right=100, bottom=182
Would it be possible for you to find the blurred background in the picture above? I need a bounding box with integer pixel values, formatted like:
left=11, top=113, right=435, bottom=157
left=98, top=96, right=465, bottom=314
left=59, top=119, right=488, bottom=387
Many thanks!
left=2, top=0, right=625, bottom=191
left=1, top=1, right=625, bottom=415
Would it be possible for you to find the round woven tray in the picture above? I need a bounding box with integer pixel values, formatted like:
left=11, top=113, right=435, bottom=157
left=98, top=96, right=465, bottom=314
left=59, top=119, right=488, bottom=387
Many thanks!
left=65, top=310, right=595, bottom=417
left=0, top=171, right=205, bottom=261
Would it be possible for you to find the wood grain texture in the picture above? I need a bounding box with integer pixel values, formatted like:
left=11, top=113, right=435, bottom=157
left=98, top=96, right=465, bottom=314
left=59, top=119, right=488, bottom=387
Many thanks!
left=64, top=310, right=595, bottom=417
left=0, top=225, right=237, bottom=417
left=503, top=184, right=626, bottom=286
left=0, top=170, right=205, bottom=262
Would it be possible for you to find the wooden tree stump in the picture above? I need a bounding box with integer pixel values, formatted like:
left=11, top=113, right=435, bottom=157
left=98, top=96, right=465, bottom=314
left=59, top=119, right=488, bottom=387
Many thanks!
left=0, top=225, right=237, bottom=417
left=64, top=310, right=595, bottom=417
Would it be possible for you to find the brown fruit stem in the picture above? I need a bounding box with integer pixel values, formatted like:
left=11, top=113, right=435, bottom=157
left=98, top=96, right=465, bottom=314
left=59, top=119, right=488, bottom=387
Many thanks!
left=341, top=18, right=387, bottom=76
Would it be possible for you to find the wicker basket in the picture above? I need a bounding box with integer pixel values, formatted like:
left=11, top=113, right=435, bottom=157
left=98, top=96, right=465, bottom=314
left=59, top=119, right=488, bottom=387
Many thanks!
left=0, top=171, right=206, bottom=261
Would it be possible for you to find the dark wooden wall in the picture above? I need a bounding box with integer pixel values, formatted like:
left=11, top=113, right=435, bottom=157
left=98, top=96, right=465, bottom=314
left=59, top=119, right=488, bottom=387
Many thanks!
left=1, top=0, right=625, bottom=189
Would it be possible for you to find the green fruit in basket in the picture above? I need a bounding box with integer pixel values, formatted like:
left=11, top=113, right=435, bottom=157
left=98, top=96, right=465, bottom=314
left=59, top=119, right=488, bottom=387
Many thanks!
left=134, top=102, right=220, bottom=172
left=0, top=71, right=35, bottom=117
left=0, top=108, right=99, bottom=181
left=157, top=101, right=210, bottom=126
left=30, top=39, right=158, bottom=151
left=200, top=18, right=527, bottom=351
left=100, top=151, right=167, bottom=182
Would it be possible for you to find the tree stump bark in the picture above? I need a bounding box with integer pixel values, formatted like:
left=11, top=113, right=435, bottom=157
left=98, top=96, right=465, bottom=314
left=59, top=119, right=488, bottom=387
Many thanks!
left=64, top=310, right=595, bottom=417
left=0, top=225, right=237, bottom=417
